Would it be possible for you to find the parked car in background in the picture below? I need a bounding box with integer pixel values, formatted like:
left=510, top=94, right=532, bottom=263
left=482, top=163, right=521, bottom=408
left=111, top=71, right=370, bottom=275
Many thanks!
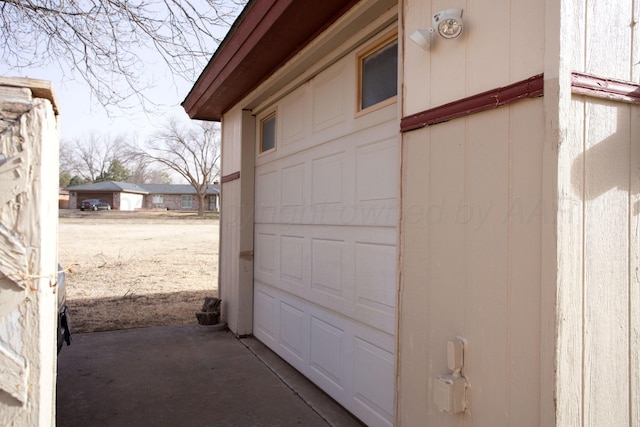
left=79, top=199, right=111, bottom=211
left=57, top=264, right=71, bottom=353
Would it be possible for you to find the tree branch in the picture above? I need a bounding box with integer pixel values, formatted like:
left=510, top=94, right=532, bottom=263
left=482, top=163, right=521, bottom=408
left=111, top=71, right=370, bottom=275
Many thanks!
left=0, top=0, right=245, bottom=111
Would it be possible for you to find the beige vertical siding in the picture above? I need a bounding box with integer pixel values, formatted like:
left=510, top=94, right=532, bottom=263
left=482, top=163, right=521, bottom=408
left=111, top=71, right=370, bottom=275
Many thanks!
left=558, top=98, right=640, bottom=426
left=221, top=108, right=242, bottom=175
left=631, top=103, right=640, bottom=427
left=403, top=0, right=544, bottom=116
left=398, top=99, right=547, bottom=426
left=583, top=100, right=632, bottom=426
left=219, top=178, right=240, bottom=331
left=219, top=107, right=240, bottom=332
left=219, top=107, right=255, bottom=335
left=555, top=0, right=640, bottom=425
left=399, top=0, right=548, bottom=424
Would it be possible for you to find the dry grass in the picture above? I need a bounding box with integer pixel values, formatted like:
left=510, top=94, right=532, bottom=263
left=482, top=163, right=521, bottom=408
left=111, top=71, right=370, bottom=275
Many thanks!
left=58, top=210, right=219, bottom=333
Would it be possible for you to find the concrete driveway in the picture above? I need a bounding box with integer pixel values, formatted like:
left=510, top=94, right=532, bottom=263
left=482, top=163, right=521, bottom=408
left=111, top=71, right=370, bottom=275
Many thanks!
left=56, top=325, right=364, bottom=427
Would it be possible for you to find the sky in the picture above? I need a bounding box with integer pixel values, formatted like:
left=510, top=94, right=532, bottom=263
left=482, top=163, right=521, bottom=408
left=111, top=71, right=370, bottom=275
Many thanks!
left=0, top=63, right=195, bottom=142
left=0, top=0, right=243, bottom=143
left=0, top=60, right=198, bottom=185
left=0, top=49, right=202, bottom=139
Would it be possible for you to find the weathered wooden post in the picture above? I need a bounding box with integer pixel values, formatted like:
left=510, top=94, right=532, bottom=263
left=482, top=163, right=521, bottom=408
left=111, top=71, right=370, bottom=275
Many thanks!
left=0, top=77, right=60, bottom=426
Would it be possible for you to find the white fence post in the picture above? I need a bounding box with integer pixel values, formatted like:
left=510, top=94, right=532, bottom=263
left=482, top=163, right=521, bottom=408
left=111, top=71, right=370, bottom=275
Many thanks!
left=0, top=77, right=59, bottom=426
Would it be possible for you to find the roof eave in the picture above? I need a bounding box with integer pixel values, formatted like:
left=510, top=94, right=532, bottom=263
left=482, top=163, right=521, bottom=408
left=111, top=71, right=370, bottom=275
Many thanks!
left=182, top=0, right=359, bottom=121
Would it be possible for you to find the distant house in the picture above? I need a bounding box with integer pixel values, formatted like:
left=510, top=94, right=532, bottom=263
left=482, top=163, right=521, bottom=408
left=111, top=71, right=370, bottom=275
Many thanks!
left=141, top=183, right=219, bottom=211
left=66, top=181, right=147, bottom=211
left=66, top=181, right=220, bottom=211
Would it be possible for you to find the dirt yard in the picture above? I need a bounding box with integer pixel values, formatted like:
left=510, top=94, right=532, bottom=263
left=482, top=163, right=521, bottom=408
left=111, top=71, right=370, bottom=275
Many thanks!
left=58, top=210, right=219, bottom=333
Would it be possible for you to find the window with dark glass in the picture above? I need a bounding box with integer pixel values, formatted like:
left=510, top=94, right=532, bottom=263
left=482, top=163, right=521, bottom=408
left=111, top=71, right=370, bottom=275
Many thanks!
left=260, top=113, right=276, bottom=153
left=359, top=37, right=398, bottom=111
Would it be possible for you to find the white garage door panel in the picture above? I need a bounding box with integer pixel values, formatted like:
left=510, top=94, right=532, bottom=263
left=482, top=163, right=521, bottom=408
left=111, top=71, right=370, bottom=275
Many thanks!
left=279, top=301, right=306, bottom=363
left=356, top=139, right=398, bottom=202
left=254, top=65, right=397, bottom=425
left=280, top=235, right=304, bottom=287
left=311, top=62, right=347, bottom=133
left=254, top=232, right=276, bottom=277
left=254, top=223, right=396, bottom=335
left=253, top=282, right=394, bottom=427
left=255, top=133, right=398, bottom=228
left=354, top=242, right=396, bottom=327
left=281, top=163, right=305, bottom=207
left=310, top=316, right=345, bottom=395
left=255, top=169, right=278, bottom=224
left=353, top=336, right=395, bottom=425
left=254, top=287, right=277, bottom=342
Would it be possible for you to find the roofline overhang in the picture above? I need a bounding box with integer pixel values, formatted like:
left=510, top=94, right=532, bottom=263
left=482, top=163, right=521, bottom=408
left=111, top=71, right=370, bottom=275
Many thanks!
left=182, top=0, right=360, bottom=121
left=68, top=189, right=149, bottom=195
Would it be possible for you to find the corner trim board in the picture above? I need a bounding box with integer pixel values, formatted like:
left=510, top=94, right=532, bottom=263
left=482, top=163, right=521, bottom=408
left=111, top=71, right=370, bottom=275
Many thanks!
left=571, top=72, right=640, bottom=104
left=221, top=171, right=241, bottom=183
left=400, top=73, right=544, bottom=132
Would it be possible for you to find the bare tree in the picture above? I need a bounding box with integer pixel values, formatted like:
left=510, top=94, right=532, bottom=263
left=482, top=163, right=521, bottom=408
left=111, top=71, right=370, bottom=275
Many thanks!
left=61, top=132, right=176, bottom=185
left=61, top=132, right=129, bottom=182
left=132, top=118, right=220, bottom=216
left=0, top=0, right=245, bottom=109
left=127, top=156, right=173, bottom=185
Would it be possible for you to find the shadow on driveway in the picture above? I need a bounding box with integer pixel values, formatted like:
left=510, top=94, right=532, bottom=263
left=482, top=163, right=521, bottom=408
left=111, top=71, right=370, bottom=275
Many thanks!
left=56, top=325, right=364, bottom=427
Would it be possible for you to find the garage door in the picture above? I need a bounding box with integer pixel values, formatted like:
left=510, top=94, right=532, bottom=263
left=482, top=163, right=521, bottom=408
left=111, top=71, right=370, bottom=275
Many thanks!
left=253, top=58, right=398, bottom=427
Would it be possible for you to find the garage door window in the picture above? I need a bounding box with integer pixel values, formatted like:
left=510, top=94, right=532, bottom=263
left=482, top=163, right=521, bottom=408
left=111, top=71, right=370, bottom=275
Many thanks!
left=260, top=112, right=276, bottom=154
left=357, top=33, right=398, bottom=114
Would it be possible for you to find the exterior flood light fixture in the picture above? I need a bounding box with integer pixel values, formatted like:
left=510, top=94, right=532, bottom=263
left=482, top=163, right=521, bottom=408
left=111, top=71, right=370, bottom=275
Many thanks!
left=409, top=8, right=464, bottom=50
left=433, top=9, right=464, bottom=39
